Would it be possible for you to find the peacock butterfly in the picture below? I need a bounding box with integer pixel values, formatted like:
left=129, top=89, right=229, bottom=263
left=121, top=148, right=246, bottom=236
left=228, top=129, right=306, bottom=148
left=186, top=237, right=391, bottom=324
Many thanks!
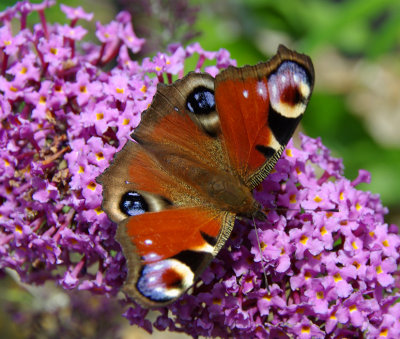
left=97, top=45, right=314, bottom=308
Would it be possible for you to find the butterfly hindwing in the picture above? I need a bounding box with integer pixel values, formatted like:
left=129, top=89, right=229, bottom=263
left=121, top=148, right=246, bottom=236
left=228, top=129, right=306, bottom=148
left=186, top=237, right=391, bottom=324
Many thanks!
left=97, top=139, right=237, bottom=307
left=117, top=207, right=235, bottom=307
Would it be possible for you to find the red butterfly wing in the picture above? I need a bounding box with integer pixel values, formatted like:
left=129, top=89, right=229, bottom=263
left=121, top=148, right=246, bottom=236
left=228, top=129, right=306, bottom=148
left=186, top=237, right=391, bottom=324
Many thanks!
left=116, top=206, right=235, bottom=307
left=215, top=45, right=314, bottom=188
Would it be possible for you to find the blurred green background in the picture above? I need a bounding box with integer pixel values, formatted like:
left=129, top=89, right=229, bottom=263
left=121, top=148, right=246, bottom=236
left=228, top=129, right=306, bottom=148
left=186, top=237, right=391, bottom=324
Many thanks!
left=1, top=0, right=400, bottom=338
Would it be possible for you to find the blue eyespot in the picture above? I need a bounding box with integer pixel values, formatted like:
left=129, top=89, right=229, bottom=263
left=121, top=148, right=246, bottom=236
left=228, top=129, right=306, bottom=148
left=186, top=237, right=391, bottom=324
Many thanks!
left=119, top=191, right=148, bottom=216
left=186, top=86, right=215, bottom=115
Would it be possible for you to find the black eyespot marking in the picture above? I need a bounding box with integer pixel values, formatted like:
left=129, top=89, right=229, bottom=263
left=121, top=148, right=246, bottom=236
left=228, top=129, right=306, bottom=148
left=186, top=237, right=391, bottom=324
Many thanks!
left=200, top=231, right=217, bottom=246
left=255, top=145, right=276, bottom=158
left=269, top=106, right=302, bottom=146
left=119, top=191, right=149, bottom=216
left=173, top=250, right=213, bottom=274
left=186, top=86, right=215, bottom=115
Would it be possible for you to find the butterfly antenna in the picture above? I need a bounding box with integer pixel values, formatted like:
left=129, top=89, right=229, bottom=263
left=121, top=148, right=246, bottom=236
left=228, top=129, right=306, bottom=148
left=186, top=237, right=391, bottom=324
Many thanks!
left=252, top=216, right=270, bottom=292
left=270, top=207, right=339, bottom=213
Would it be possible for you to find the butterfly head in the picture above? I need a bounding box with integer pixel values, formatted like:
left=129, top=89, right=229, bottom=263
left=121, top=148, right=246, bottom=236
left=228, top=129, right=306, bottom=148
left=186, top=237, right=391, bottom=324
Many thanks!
left=252, top=208, right=267, bottom=221
left=238, top=199, right=266, bottom=221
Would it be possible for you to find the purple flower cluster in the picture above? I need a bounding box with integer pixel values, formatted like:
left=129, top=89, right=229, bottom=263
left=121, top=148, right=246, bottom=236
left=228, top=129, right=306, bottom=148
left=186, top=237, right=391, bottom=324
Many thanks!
left=125, top=136, right=400, bottom=338
left=1, top=1, right=399, bottom=338
left=0, top=0, right=233, bottom=299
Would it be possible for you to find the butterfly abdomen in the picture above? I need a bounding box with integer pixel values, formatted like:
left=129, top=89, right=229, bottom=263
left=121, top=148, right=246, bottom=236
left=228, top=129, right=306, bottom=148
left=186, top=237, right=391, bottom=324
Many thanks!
left=155, top=151, right=257, bottom=215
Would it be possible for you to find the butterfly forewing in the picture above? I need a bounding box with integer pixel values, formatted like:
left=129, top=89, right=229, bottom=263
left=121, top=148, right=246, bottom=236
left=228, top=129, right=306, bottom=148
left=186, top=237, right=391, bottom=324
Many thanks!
left=215, top=45, right=314, bottom=188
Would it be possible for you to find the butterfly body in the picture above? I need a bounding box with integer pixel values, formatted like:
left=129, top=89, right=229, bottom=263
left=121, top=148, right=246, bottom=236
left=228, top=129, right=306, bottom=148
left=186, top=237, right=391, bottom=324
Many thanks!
left=97, top=45, right=314, bottom=307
